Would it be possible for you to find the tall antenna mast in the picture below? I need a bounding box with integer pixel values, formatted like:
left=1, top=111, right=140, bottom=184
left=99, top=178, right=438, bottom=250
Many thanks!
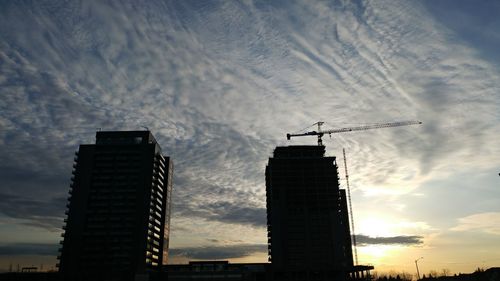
left=343, top=148, right=358, bottom=265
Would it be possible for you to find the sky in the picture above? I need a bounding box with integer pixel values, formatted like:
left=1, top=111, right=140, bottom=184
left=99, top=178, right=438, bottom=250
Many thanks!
left=0, top=0, right=499, bottom=276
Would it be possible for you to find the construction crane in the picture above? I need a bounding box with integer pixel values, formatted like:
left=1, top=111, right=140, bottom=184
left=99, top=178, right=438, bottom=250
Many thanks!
left=286, top=120, right=422, bottom=146
left=343, top=148, right=358, bottom=265
left=286, top=120, right=422, bottom=266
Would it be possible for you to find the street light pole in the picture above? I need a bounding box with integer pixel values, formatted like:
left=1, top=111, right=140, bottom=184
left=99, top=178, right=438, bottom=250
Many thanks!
left=415, top=257, right=423, bottom=280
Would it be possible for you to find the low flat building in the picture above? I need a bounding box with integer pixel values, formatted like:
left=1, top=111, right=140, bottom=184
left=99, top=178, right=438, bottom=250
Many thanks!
left=162, top=261, right=269, bottom=281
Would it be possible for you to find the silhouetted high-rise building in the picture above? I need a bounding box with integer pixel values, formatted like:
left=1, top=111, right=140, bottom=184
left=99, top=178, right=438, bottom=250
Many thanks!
left=266, top=145, right=370, bottom=281
left=58, top=131, right=173, bottom=281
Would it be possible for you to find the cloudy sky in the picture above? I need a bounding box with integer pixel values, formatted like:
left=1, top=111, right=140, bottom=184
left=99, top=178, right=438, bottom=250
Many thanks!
left=1, top=0, right=499, bottom=275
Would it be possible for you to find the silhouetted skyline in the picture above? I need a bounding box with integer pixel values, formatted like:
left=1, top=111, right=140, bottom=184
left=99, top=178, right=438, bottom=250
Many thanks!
left=1, top=0, right=499, bottom=275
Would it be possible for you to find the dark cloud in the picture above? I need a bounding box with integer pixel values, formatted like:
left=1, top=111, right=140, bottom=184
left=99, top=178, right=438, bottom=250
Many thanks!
left=205, top=202, right=266, bottom=227
left=355, top=235, right=423, bottom=246
left=175, top=198, right=266, bottom=228
left=0, top=165, right=69, bottom=196
left=170, top=244, right=266, bottom=260
left=0, top=192, right=65, bottom=231
left=0, top=243, right=58, bottom=256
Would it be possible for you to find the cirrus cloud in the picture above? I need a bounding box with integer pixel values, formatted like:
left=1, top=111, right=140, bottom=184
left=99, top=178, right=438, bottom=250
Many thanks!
left=451, top=212, right=500, bottom=235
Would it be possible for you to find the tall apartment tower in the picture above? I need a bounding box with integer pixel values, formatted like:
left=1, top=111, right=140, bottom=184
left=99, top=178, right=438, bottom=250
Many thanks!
left=58, top=131, right=173, bottom=281
left=266, top=145, right=358, bottom=281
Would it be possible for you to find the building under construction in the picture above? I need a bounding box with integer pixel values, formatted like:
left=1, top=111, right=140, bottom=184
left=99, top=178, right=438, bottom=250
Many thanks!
left=162, top=145, right=373, bottom=281
left=266, top=145, right=372, bottom=281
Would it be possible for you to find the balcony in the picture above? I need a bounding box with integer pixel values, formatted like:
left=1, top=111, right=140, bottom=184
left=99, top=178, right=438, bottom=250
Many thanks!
left=157, top=164, right=165, bottom=173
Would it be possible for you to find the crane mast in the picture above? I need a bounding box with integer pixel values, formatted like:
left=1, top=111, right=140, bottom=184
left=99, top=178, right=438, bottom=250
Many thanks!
left=343, top=148, right=358, bottom=265
left=286, top=120, right=422, bottom=146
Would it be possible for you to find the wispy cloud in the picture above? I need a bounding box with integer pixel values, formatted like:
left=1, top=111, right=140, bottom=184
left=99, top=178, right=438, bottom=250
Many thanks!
left=451, top=212, right=500, bottom=235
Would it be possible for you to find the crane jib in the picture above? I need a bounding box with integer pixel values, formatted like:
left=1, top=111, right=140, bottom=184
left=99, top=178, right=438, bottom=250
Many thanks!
left=285, top=120, right=422, bottom=145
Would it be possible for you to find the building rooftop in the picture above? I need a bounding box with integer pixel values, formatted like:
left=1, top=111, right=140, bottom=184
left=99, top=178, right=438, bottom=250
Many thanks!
left=95, top=130, right=158, bottom=146
left=273, top=145, right=326, bottom=158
